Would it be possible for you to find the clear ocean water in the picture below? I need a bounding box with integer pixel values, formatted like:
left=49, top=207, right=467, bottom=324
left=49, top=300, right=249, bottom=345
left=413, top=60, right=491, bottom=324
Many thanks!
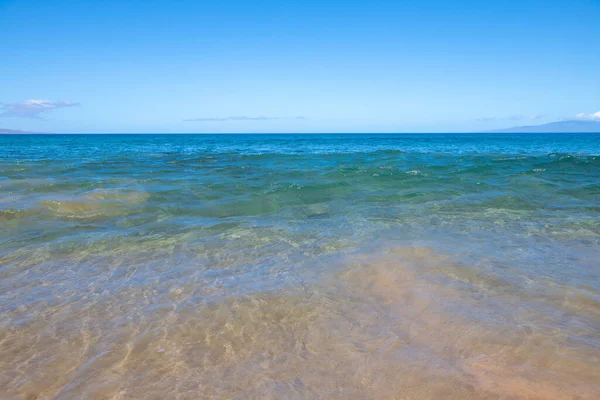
left=1, top=133, right=599, bottom=399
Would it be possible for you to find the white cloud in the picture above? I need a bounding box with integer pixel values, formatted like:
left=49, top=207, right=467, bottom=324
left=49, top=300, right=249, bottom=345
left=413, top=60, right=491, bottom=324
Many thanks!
left=0, top=99, right=80, bottom=119
left=184, top=115, right=307, bottom=122
left=529, top=114, right=545, bottom=120
left=509, top=114, right=545, bottom=121
left=478, top=114, right=545, bottom=122
left=575, top=111, right=600, bottom=121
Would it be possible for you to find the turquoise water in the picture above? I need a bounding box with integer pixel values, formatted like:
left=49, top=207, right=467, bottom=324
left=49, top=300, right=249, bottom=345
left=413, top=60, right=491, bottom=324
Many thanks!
left=1, top=134, right=599, bottom=399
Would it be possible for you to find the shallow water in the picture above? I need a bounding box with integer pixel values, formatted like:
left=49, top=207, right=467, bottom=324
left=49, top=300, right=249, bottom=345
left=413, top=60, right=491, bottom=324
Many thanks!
left=1, top=133, right=599, bottom=399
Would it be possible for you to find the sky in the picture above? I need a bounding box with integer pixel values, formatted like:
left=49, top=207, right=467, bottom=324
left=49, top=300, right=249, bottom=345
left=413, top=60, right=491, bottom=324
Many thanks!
left=1, top=0, right=599, bottom=133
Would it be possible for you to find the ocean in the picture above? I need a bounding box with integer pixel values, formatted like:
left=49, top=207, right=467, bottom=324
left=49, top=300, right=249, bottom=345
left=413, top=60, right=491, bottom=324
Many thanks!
left=1, top=133, right=599, bottom=399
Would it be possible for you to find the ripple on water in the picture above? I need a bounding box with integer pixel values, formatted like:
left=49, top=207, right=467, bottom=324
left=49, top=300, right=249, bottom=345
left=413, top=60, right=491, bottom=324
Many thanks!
left=1, top=134, right=600, bottom=399
left=1, top=246, right=598, bottom=399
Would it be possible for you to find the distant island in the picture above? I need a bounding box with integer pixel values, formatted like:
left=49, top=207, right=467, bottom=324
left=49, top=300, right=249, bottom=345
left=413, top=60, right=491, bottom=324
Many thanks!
left=486, top=120, right=600, bottom=133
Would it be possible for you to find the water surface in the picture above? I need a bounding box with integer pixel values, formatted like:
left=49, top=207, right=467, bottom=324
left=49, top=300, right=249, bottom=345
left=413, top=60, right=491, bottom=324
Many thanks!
left=1, top=134, right=599, bottom=399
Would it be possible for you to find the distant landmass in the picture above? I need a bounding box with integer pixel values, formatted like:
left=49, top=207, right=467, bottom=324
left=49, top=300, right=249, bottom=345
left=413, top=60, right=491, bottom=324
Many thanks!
left=486, top=120, right=600, bottom=133
left=0, top=128, right=42, bottom=134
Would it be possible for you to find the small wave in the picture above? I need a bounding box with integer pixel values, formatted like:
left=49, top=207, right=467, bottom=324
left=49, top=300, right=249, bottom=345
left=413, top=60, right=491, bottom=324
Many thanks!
left=0, top=208, right=39, bottom=222
left=41, top=188, right=149, bottom=219
left=0, top=178, right=56, bottom=189
left=82, top=188, right=149, bottom=203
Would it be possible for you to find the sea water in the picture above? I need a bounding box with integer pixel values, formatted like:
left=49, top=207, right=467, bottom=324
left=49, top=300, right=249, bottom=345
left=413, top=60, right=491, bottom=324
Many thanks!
left=1, top=133, right=599, bottom=399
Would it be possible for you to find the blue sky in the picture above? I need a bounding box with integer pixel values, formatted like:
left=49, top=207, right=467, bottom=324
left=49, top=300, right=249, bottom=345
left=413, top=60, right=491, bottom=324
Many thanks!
left=1, top=0, right=599, bottom=133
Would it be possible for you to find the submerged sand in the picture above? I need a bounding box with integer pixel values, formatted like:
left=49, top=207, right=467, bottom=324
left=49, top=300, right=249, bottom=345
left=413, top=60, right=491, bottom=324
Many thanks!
left=1, top=247, right=598, bottom=399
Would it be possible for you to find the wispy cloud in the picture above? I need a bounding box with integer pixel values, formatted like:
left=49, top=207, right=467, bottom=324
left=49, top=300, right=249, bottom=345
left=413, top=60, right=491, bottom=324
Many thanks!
left=0, top=99, right=80, bottom=119
left=508, top=114, right=546, bottom=121
left=575, top=111, right=600, bottom=121
left=477, top=114, right=545, bottom=122
left=184, top=115, right=307, bottom=122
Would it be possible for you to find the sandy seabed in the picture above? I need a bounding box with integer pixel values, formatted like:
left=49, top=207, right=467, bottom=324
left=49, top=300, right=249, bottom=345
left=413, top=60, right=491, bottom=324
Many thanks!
left=1, top=247, right=599, bottom=399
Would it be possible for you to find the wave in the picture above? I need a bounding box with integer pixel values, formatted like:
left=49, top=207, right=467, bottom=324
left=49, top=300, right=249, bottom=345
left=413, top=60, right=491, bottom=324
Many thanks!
left=41, top=189, right=149, bottom=219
